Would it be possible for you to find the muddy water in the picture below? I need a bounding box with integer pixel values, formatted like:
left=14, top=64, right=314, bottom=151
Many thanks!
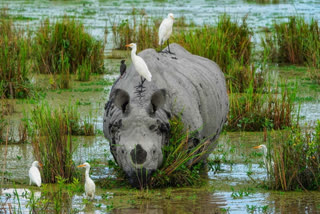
left=3, top=0, right=320, bottom=54
left=2, top=132, right=320, bottom=213
left=1, top=0, right=320, bottom=213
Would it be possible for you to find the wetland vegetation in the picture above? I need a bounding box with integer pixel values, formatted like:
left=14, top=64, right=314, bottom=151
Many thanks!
left=1, top=0, right=320, bottom=213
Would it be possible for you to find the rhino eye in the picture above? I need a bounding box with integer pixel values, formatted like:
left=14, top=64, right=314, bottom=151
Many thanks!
left=149, top=125, right=157, bottom=131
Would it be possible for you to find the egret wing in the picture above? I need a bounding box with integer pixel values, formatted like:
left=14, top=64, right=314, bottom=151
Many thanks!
left=29, top=166, right=41, bottom=187
left=159, top=18, right=172, bottom=45
left=134, top=56, right=152, bottom=81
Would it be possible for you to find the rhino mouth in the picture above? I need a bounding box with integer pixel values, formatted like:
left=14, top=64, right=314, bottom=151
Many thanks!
left=126, top=167, right=154, bottom=188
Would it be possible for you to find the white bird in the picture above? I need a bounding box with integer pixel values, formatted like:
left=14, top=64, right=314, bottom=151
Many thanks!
left=159, top=13, right=174, bottom=53
left=253, top=144, right=274, bottom=175
left=78, top=162, right=95, bottom=200
left=125, top=43, right=152, bottom=84
left=28, top=161, right=42, bottom=187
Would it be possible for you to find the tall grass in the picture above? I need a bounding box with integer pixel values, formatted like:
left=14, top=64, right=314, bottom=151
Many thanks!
left=269, top=120, right=320, bottom=190
left=227, top=82, right=295, bottom=131
left=33, top=17, right=105, bottom=80
left=27, top=102, right=95, bottom=183
left=27, top=102, right=78, bottom=183
left=172, top=14, right=255, bottom=92
left=149, top=115, right=209, bottom=188
left=0, top=8, right=31, bottom=98
left=110, top=9, right=194, bottom=51
left=262, top=16, right=320, bottom=68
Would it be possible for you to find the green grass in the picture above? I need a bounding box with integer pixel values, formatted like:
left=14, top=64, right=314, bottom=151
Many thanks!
left=33, top=16, right=105, bottom=80
left=227, top=82, right=296, bottom=131
left=26, top=102, right=96, bottom=183
left=0, top=8, right=32, bottom=98
left=262, top=16, right=320, bottom=69
left=269, top=120, right=320, bottom=190
left=172, top=13, right=256, bottom=93
left=111, top=10, right=194, bottom=51
left=149, top=115, right=209, bottom=188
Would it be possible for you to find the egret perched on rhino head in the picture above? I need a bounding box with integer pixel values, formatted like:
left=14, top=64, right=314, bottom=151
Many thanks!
left=159, top=13, right=174, bottom=54
left=125, top=43, right=152, bottom=87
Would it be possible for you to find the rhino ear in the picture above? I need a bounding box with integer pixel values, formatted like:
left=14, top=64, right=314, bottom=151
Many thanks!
left=150, top=89, right=166, bottom=113
left=113, top=89, right=130, bottom=113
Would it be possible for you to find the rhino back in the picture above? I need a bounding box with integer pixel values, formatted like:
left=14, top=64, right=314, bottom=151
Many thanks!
left=104, top=44, right=228, bottom=150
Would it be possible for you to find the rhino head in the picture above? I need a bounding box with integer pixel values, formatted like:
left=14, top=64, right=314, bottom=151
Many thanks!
left=107, top=88, right=170, bottom=187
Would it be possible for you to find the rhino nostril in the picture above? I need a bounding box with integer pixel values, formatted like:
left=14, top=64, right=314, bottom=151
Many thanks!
left=121, top=149, right=125, bottom=154
left=130, top=144, right=147, bottom=164
left=152, top=150, right=156, bottom=155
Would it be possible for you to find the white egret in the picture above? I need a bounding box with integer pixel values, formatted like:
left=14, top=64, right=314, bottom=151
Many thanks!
left=78, top=162, right=95, bottom=200
left=125, top=43, right=152, bottom=85
left=253, top=144, right=274, bottom=174
left=28, top=161, right=42, bottom=187
left=159, top=13, right=174, bottom=53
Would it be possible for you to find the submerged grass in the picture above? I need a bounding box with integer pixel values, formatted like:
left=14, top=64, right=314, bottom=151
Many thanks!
left=268, top=120, right=320, bottom=190
left=0, top=8, right=32, bottom=98
left=227, top=82, right=295, bottom=131
left=172, top=13, right=256, bottom=92
left=26, top=102, right=96, bottom=183
left=27, top=102, right=79, bottom=183
left=33, top=17, right=105, bottom=80
left=262, top=16, right=320, bottom=69
left=110, top=9, right=194, bottom=51
left=149, top=115, right=209, bottom=188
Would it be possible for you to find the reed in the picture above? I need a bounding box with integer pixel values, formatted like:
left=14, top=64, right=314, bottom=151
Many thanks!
left=227, top=82, right=295, bottom=131
left=172, top=13, right=256, bottom=92
left=149, top=115, right=209, bottom=188
left=110, top=9, right=194, bottom=51
left=262, top=16, right=320, bottom=68
left=33, top=16, right=105, bottom=78
left=269, top=121, right=320, bottom=190
left=27, top=102, right=78, bottom=183
left=27, top=102, right=96, bottom=183
left=0, top=8, right=32, bottom=98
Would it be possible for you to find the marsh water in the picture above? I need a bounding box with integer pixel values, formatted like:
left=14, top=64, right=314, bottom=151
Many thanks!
left=1, top=0, right=320, bottom=213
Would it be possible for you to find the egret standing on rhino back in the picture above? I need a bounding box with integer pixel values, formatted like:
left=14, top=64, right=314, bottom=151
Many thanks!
left=159, top=13, right=174, bottom=54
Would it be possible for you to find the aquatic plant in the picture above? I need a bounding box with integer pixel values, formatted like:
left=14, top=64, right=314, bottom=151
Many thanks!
left=172, top=13, right=256, bottom=92
left=26, top=102, right=96, bottom=183
left=27, top=102, right=78, bottom=183
left=110, top=9, right=194, bottom=51
left=149, top=115, right=209, bottom=188
left=227, top=82, right=295, bottom=131
left=33, top=17, right=105, bottom=78
left=262, top=16, right=320, bottom=69
left=0, top=8, right=32, bottom=98
left=308, top=68, right=320, bottom=85
left=269, top=120, right=320, bottom=190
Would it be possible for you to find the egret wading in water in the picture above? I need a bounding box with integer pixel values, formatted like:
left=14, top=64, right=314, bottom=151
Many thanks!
left=29, top=161, right=42, bottom=187
left=120, top=59, right=126, bottom=78
left=253, top=144, right=274, bottom=175
left=125, top=43, right=152, bottom=87
left=78, top=162, right=95, bottom=200
left=159, top=13, right=174, bottom=54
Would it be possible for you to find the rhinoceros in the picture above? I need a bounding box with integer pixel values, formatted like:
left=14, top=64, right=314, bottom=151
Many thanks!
left=103, top=43, right=228, bottom=186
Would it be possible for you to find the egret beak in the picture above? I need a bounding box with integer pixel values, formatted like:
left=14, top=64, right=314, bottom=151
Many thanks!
left=253, top=145, right=262, bottom=149
left=77, top=164, right=86, bottom=168
left=39, top=163, right=43, bottom=167
left=125, top=44, right=132, bottom=47
left=170, top=15, right=174, bottom=20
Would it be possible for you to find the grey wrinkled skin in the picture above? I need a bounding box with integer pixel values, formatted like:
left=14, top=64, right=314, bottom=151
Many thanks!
left=103, top=44, right=229, bottom=187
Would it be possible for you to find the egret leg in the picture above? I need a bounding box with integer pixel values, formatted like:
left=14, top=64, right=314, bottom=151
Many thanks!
left=167, top=39, right=175, bottom=55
